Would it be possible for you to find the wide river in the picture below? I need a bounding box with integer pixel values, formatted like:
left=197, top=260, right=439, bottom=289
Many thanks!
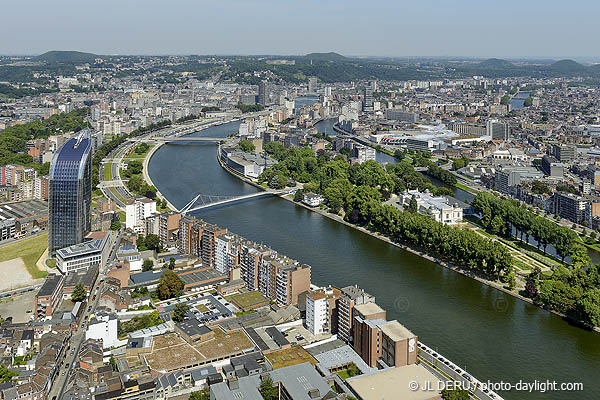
left=148, top=120, right=600, bottom=399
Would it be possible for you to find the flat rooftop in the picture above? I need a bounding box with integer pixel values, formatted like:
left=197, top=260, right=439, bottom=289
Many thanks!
left=379, top=320, right=415, bottom=342
left=347, top=364, right=442, bottom=400
left=264, top=346, right=317, bottom=370
left=354, top=302, right=385, bottom=316
left=0, top=200, right=47, bottom=221
left=37, top=275, right=63, bottom=297
left=145, top=328, right=253, bottom=372
left=56, top=237, right=108, bottom=259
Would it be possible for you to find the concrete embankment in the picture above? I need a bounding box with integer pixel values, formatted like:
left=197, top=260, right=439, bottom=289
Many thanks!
left=142, top=144, right=178, bottom=211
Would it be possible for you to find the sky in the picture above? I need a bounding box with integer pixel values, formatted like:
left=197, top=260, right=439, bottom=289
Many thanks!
left=1, top=0, right=598, bottom=59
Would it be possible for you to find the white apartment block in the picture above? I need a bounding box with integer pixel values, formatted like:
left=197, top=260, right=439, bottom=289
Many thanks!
left=306, top=292, right=328, bottom=335
left=125, top=196, right=156, bottom=233
left=85, top=311, right=119, bottom=349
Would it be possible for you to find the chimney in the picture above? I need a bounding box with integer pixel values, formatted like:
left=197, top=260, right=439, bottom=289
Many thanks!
left=227, top=377, right=239, bottom=390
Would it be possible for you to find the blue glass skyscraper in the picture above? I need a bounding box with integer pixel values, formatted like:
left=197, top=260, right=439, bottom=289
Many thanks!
left=49, top=130, right=92, bottom=253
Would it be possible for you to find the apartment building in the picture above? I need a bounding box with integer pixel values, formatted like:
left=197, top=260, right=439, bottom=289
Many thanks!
left=337, top=285, right=375, bottom=343
left=305, top=286, right=341, bottom=335
left=201, top=223, right=227, bottom=268
left=125, top=196, right=156, bottom=233
left=35, top=275, right=64, bottom=319
left=352, top=302, right=418, bottom=368
left=554, top=192, right=591, bottom=226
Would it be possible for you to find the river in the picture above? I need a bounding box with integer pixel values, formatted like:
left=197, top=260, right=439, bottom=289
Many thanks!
left=148, top=121, right=600, bottom=400
left=510, top=92, right=531, bottom=110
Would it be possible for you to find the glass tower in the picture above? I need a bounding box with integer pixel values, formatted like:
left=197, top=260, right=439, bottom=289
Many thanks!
left=49, top=130, right=92, bottom=253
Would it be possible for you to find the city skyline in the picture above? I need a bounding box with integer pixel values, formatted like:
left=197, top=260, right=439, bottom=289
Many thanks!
left=1, top=0, right=599, bottom=58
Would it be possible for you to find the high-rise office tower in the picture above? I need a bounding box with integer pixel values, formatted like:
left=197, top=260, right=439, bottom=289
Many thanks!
left=308, top=77, right=317, bottom=94
left=258, top=81, right=269, bottom=106
left=486, top=119, right=510, bottom=141
left=362, top=82, right=374, bottom=112
left=49, top=129, right=92, bottom=253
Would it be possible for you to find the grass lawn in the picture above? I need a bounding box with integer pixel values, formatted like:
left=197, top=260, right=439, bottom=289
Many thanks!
left=225, top=291, right=269, bottom=310
left=118, top=211, right=126, bottom=222
left=0, top=233, right=48, bottom=279
left=103, top=163, right=112, bottom=180
left=195, top=304, right=209, bottom=313
left=455, top=182, right=477, bottom=193
left=336, top=370, right=351, bottom=380
left=45, top=258, right=56, bottom=269
left=125, top=144, right=154, bottom=159
left=512, top=259, right=532, bottom=271
left=476, top=228, right=494, bottom=238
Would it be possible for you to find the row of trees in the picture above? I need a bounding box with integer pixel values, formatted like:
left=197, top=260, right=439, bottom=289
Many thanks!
left=91, top=119, right=172, bottom=189
left=426, top=164, right=457, bottom=186
left=261, top=149, right=512, bottom=280
left=472, top=192, right=587, bottom=264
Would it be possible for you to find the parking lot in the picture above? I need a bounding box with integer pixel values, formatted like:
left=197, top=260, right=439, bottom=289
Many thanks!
left=0, top=289, right=36, bottom=323
left=157, top=291, right=239, bottom=323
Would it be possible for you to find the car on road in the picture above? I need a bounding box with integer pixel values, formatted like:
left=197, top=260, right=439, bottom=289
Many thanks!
left=26, top=310, right=32, bottom=313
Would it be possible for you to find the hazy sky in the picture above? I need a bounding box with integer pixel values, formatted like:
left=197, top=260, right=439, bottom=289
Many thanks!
left=2, top=0, right=598, bottom=58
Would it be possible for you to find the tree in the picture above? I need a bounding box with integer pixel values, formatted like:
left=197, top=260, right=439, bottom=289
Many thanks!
left=293, top=189, right=304, bottom=202
left=408, top=196, right=418, bottom=213
left=172, top=303, right=190, bottom=323
left=109, top=356, right=116, bottom=370
left=110, top=221, right=121, bottom=231
left=144, top=234, right=160, bottom=251
left=525, top=268, right=540, bottom=298
left=502, top=266, right=516, bottom=288
left=189, top=388, right=210, bottom=400
left=441, top=388, right=469, bottom=400
left=142, top=259, right=154, bottom=272
left=258, top=376, right=278, bottom=400
left=0, top=365, right=19, bottom=383
left=169, top=257, right=176, bottom=270
left=239, top=139, right=255, bottom=153
left=570, top=245, right=590, bottom=268
left=157, top=269, right=184, bottom=300
left=71, top=283, right=86, bottom=302
left=576, top=288, right=600, bottom=327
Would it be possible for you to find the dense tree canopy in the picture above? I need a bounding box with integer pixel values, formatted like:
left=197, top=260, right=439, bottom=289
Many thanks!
left=157, top=269, right=184, bottom=300
left=259, top=148, right=512, bottom=280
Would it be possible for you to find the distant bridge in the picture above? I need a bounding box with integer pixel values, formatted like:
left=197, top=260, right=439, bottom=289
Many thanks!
left=180, top=189, right=293, bottom=214
left=152, top=137, right=224, bottom=143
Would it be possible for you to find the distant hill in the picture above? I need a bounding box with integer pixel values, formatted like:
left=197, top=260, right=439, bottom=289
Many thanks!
left=588, top=63, right=600, bottom=72
left=35, top=50, right=98, bottom=63
left=478, top=58, right=515, bottom=69
left=303, top=52, right=348, bottom=62
left=547, top=59, right=587, bottom=73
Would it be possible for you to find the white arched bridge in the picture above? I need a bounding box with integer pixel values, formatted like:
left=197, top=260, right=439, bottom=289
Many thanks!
left=179, top=189, right=294, bottom=214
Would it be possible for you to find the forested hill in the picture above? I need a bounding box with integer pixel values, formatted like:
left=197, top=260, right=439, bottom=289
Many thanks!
left=35, top=50, right=98, bottom=63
